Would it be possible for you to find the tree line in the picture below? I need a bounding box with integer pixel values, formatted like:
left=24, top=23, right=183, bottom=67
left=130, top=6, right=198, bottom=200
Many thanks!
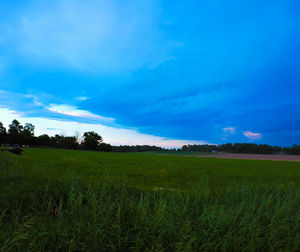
left=112, top=145, right=164, bottom=152
left=0, top=119, right=299, bottom=154
left=0, top=119, right=168, bottom=152
left=0, top=119, right=112, bottom=151
left=180, top=143, right=300, bottom=155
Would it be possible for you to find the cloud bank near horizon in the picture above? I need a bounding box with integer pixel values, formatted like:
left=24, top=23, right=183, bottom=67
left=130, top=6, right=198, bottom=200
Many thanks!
left=0, top=107, right=211, bottom=148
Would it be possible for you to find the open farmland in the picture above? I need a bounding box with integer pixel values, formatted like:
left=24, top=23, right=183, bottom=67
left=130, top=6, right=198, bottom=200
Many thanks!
left=1, top=148, right=300, bottom=251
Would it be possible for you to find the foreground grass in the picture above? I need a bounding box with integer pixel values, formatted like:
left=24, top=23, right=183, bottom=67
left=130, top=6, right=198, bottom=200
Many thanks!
left=5, top=148, right=300, bottom=190
left=1, top=149, right=300, bottom=251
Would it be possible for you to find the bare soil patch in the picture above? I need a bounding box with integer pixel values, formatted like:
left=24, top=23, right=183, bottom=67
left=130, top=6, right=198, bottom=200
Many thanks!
left=197, top=153, right=300, bottom=162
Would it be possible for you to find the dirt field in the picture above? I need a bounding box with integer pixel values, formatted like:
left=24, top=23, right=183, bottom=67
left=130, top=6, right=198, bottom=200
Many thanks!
left=197, top=153, right=300, bottom=162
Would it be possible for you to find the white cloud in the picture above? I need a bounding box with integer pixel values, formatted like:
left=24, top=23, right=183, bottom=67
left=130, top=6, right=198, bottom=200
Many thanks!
left=34, top=100, right=43, bottom=106
left=223, top=127, right=236, bottom=135
left=0, top=107, right=209, bottom=148
left=48, top=104, right=114, bottom=122
left=0, top=107, right=25, bottom=119
left=1, top=90, right=113, bottom=124
left=243, top=130, right=262, bottom=140
left=24, top=94, right=44, bottom=106
left=75, top=96, right=89, bottom=101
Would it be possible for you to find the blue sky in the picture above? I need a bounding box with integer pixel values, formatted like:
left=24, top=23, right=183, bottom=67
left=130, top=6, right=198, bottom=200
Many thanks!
left=0, top=0, right=300, bottom=147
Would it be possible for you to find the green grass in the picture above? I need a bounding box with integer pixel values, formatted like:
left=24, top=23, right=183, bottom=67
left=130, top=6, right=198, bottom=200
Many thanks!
left=141, top=151, right=222, bottom=156
left=1, top=148, right=300, bottom=251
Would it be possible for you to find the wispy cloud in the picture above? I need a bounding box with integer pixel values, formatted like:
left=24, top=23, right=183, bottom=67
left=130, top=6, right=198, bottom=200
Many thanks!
left=48, top=104, right=114, bottom=122
left=24, top=94, right=44, bottom=106
left=223, top=127, right=236, bottom=135
left=243, top=131, right=262, bottom=140
left=0, top=90, right=115, bottom=126
left=75, top=96, right=89, bottom=101
left=0, top=107, right=25, bottom=118
left=45, top=127, right=61, bottom=131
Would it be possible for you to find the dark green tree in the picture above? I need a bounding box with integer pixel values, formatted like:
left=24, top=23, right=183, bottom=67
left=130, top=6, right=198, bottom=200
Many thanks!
left=8, top=119, right=23, bottom=145
left=99, top=143, right=112, bottom=152
left=54, top=134, right=65, bottom=148
left=0, top=122, right=7, bottom=144
left=23, top=123, right=35, bottom=136
left=61, top=136, right=79, bottom=149
left=286, top=145, right=300, bottom=155
left=82, top=131, right=103, bottom=150
left=36, top=134, right=51, bottom=146
left=22, top=123, right=35, bottom=145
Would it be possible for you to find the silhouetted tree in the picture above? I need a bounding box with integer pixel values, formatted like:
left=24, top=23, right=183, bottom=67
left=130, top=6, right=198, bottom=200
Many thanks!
left=23, top=123, right=35, bottom=136
left=99, top=143, right=112, bottom=152
left=34, top=134, right=78, bottom=149
left=180, top=143, right=282, bottom=154
left=82, top=131, right=103, bottom=150
left=36, top=134, right=51, bottom=146
left=60, top=136, right=79, bottom=149
left=8, top=119, right=23, bottom=145
left=272, top=146, right=282, bottom=153
left=0, top=122, right=7, bottom=145
left=49, top=136, right=57, bottom=147
left=112, top=145, right=164, bottom=152
left=286, top=145, right=300, bottom=155
left=22, top=123, right=35, bottom=145
left=53, top=134, right=64, bottom=148
left=181, top=144, right=218, bottom=152
left=219, top=143, right=233, bottom=152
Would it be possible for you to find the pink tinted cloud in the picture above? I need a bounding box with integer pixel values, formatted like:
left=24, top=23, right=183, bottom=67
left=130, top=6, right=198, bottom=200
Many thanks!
left=243, top=131, right=262, bottom=140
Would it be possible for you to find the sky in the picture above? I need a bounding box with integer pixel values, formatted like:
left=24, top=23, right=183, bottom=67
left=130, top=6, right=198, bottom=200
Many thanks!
left=0, top=0, right=300, bottom=147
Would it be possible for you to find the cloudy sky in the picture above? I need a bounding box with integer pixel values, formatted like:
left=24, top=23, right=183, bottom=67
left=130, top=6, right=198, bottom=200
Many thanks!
left=0, top=0, right=300, bottom=147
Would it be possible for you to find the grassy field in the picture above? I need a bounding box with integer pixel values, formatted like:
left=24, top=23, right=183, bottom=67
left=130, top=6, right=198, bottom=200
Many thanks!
left=1, top=148, right=300, bottom=251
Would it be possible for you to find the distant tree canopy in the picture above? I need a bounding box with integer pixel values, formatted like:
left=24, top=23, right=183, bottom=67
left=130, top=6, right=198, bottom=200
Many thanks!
left=0, top=119, right=111, bottom=152
left=8, top=119, right=23, bottom=145
left=0, top=122, right=7, bottom=144
left=36, top=134, right=51, bottom=146
left=181, top=143, right=282, bottom=154
left=285, top=145, right=300, bottom=155
left=82, top=131, right=103, bottom=150
left=112, top=145, right=163, bottom=152
left=35, top=134, right=78, bottom=149
left=0, top=119, right=299, bottom=155
left=181, top=144, right=218, bottom=153
left=99, top=143, right=113, bottom=152
left=22, top=123, right=35, bottom=145
left=218, top=143, right=282, bottom=154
